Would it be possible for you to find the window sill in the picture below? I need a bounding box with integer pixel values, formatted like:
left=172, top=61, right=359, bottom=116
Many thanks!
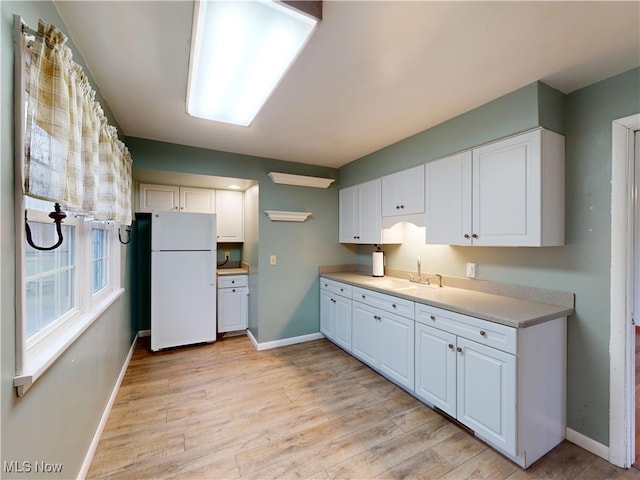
left=13, top=288, right=125, bottom=397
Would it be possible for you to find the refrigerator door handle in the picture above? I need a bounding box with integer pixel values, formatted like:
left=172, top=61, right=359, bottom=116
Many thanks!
left=210, top=250, right=216, bottom=286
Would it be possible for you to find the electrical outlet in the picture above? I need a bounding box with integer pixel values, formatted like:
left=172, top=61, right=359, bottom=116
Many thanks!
left=224, top=251, right=230, bottom=260
left=466, top=262, right=477, bottom=278
left=270, top=255, right=277, bottom=266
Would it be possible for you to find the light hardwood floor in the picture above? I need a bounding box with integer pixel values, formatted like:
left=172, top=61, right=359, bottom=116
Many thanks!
left=88, top=336, right=639, bottom=479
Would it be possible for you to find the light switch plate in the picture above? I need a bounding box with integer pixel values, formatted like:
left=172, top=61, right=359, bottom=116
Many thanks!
left=270, top=255, right=277, bottom=266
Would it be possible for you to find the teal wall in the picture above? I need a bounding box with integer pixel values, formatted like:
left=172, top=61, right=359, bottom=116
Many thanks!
left=339, top=81, right=564, bottom=187
left=125, top=138, right=354, bottom=343
left=339, top=69, right=640, bottom=446
left=1, top=1, right=136, bottom=478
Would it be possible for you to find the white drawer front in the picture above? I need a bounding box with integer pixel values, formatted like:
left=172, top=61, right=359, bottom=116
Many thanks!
left=353, top=286, right=414, bottom=319
left=415, top=304, right=516, bottom=354
left=320, top=278, right=353, bottom=299
left=218, top=275, right=248, bottom=289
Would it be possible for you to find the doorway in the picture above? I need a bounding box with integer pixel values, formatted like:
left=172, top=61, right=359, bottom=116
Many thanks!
left=610, top=115, right=640, bottom=469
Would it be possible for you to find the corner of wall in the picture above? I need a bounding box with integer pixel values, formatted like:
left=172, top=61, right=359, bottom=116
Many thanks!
left=537, top=81, right=567, bottom=135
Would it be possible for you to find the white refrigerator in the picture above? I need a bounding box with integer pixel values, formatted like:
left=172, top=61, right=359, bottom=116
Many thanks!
left=151, top=210, right=217, bottom=351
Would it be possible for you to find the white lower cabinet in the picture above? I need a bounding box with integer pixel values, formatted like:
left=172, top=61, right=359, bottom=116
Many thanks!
left=320, top=279, right=352, bottom=352
left=414, top=322, right=516, bottom=455
left=415, top=303, right=565, bottom=468
left=217, top=275, right=248, bottom=333
left=352, top=288, right=414, bottom=391
left=318, top=278, right=566, bottom=468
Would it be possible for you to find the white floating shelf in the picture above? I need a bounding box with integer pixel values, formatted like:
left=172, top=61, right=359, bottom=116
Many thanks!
left=268, top=172, right=335, bottom=189
left=264, top=210, right=312, bottom=222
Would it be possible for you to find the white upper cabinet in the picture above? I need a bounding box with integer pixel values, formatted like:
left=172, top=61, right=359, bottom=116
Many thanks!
left=215, top=190, right=244, bottom=242
left=339, top=179, right=402, bottom=244
left=180, top=186, right=216, bottom=213
left=425, top=128, right=565, bottom=246
left=138, top=184, right=215, bottom=214
left=138, top=184, right=180, bottom=212
left=381, top=164, right=425, bottom=219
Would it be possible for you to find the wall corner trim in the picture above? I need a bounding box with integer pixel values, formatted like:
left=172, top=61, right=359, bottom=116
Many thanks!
left=565, top=428, right=609, bottom=462
left=247, top=330, right=324, bottom=351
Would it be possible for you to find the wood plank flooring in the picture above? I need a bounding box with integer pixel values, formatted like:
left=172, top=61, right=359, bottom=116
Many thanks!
left=88, top=336, right=639, bottom=479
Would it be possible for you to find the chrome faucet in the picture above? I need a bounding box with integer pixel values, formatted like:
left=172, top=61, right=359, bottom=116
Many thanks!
left=427, top=274, right=443, bottom=288
left=409, top=256, right=430, bottom=284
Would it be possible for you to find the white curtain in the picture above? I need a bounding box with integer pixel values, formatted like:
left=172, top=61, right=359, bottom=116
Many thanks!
left=24, top=19, right=132, bottom=225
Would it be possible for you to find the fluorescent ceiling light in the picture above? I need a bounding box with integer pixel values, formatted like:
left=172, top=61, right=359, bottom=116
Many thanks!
left=187, top=0, right=318, bottom=126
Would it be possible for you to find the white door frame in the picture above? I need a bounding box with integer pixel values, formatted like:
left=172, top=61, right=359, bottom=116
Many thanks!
left=610, top=113, right=640, bottom=468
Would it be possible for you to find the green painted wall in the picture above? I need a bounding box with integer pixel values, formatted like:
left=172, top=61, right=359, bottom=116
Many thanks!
left=339, top=69, right=640, bottom=446
left=1, top=1, right=135, bottom=478
left=338, top=81, right=561, bottom=187
left=125, top=138, right=353, bottom=343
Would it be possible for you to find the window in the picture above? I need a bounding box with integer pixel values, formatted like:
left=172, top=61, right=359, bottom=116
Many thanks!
left=25, top=214, right=76, bottom=339
left=92, top=227, right=109, bottom=294
left=15, top=18, right=131, bottom=396
left=17, top=199, right=123, bottom=395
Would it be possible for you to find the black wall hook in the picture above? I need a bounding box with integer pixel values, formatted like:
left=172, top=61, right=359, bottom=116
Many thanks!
left=118, top=225, right=132, bottom=245
left=25, top=202, right=67, bottom=251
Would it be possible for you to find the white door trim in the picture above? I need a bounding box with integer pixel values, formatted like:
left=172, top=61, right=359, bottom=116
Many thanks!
left=610, top=113, right=640, bottom=468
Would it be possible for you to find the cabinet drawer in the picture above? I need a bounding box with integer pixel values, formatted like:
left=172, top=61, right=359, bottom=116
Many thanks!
left=218, top=275, right=248, bottom=289
left=353, top=286, right=414, bottom=319
left=415, top=304, right=516, bottom=354
left=320, top=278, right=352, bottom=299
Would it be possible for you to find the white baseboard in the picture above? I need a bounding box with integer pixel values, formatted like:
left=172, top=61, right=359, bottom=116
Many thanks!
left=247, top=329, right=324, bottom=351
left=77, top=333, right=139, bottom=479
left=138, top=329, right=150, bottom=337
left=565, top=427, right=609, bottom=461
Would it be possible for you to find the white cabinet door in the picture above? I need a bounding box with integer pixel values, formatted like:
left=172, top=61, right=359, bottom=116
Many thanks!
left=139, top=184, right=179, bottom=212
left=180, top=187, right=216, bottom=213
left=320, top=290, right=336, bottom=340
left=215, top=190, right=244, bottom=242
left=425, top=151, right=472, bottom=245
left=415, top=323, right=457, bottom=417
left=357, top=179, right=383, bottom=244
left=339, top=185, right=359, bottom=243
left=382, top=164, right=425, bottom=217
left=472, top=130, right=540, bottom=246
left=379, top=311, right=414, bottom=390
left=456, top=337, right=516, bottom=455
left=333, top=295, right=352, bottom=352
left=352, top=302, right=380, bottom=368
left=218, top=285, right=248, bottom=332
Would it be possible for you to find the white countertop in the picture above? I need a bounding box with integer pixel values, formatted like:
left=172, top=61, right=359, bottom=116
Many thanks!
left=321, top=272, right=573, bottom=328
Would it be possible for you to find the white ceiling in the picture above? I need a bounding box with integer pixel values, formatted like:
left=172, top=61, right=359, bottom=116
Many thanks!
left=54, top=1, right=640, bottom=169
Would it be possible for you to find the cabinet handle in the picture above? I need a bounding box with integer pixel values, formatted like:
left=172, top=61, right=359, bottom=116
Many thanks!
left=373, top=315, right=381, bottom=320
left=392, top=304, right=397, bottom=309
left=456, top=347, right=462, bottom=353
left=472, top=234, right=478, bottom=239
left=396, top=205, right=400, bottom=209
left=448, top=343, right=454, bottom=349
left=430, top=315, right=435, bottom=321
left=362, top=295, right=366, bottom=299
left=232, top=288, right=236, bottom=293
left=464, top=234, right=470, bottom=239
left=400, top=205, right=404, bottom=209
left=480, top=330, right=486, bottom=336
left=340, top=288, right=344, bottom=292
